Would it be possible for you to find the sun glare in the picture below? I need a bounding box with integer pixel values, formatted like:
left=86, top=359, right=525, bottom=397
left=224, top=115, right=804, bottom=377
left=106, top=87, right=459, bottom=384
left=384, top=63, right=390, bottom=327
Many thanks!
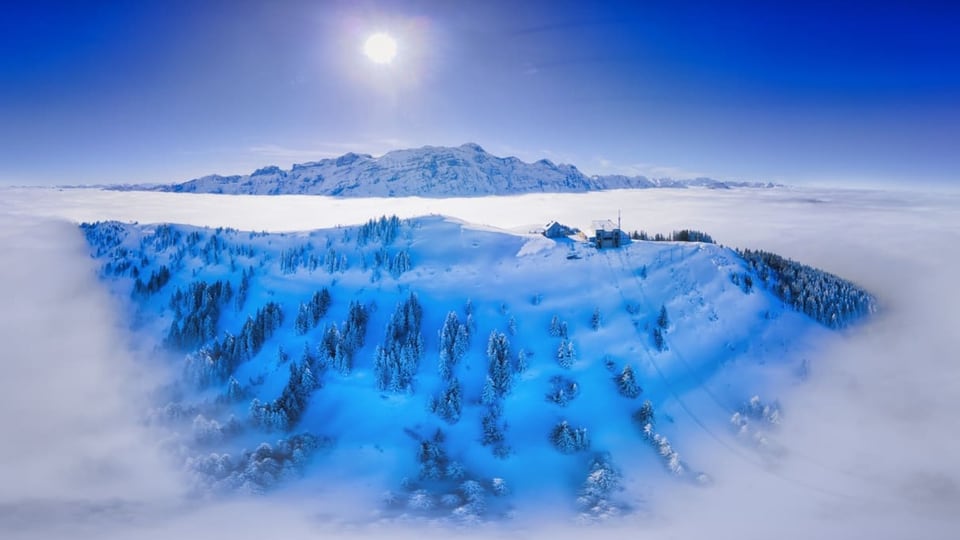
left=363, top=33, right=397, bottom=64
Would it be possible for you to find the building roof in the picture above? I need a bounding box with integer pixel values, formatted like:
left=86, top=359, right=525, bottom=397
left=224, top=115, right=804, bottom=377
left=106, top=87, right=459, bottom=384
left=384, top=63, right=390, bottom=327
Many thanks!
left=592, top=219, right=618, bottom=231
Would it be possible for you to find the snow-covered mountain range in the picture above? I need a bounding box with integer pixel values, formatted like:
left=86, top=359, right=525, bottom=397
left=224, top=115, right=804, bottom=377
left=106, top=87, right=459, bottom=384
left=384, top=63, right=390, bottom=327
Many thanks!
left=81, top=215, right=872, bottom=522
left=127, top=143, right=776, bottom=197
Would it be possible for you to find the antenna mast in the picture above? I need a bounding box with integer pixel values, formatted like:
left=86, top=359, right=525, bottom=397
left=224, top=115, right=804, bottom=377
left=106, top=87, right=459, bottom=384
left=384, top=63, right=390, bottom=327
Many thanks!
left=617, top=209, right=622, bottom=247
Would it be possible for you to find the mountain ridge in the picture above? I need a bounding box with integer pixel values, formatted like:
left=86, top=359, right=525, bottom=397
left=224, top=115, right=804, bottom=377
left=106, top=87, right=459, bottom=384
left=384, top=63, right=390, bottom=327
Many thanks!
left=78, top=214, right=873, bottom=521
left=115, top=143, right=778, bottom=198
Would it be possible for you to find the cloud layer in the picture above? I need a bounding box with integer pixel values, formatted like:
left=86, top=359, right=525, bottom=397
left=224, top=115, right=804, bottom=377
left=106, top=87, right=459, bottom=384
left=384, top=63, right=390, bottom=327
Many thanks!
left=1, top=186, right=958, bottom=539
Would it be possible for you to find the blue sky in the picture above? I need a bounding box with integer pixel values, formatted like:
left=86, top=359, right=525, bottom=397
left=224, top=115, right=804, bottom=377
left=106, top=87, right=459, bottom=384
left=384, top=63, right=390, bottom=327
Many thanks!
left=1, top=0, right=957, bottom=186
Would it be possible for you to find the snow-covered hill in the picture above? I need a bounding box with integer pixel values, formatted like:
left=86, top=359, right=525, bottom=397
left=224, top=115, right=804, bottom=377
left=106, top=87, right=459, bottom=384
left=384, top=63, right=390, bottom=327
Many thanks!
left=124, top=143, right=775, bottom=197
left=81, top=216, right=872, bottom=522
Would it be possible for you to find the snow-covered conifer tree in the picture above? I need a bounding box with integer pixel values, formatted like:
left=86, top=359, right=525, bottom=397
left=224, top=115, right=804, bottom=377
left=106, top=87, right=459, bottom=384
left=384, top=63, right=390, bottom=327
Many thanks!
left=633, top=400, right=655, bottom=427
left=652, top=327, right=666, bottom=351
left=657, top=305, right=670, bottom=329
left=430, top=378, right=462, bottom=424
left=454, top=323, right=469, bottom=359
left=549, top=315, right=562, bottom=337
left=557, top=338, right=575, bottom=368
left=438, top=311, right=460, bottom=380
left=480, top=376, right=498, bottom=405
left=516, top=348, right=528, bottom=373
left=550, top=420, right=589, bottom=453
left=616, top=364, right=642, bottom=398
left=486, top=331, right=512, bottom=396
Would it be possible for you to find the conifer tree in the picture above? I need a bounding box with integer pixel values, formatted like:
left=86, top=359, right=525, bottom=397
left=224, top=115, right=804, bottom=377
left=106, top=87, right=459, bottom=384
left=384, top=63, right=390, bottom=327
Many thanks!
left=557, top=338, right=575, bottom=368
left=616, top=364, right=642, bottom=398
left=653, top=327, right=665, bottom=351
left=657, top=305, right=670, bottom=329
left=486, top=331, right=512, bottom=396
left=633, top=400, right=655, bottom=427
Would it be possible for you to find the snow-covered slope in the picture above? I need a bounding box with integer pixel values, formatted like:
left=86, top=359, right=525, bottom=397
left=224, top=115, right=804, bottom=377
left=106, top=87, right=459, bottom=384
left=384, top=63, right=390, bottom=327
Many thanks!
left=81, top=216, right=872, bottom=522
left=131, top=143, right=775, bottom=197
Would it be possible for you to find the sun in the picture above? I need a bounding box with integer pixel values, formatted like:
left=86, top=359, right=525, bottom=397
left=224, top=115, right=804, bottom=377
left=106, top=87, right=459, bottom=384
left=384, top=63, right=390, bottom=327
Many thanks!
left=363, top=33, right=397, bottom=64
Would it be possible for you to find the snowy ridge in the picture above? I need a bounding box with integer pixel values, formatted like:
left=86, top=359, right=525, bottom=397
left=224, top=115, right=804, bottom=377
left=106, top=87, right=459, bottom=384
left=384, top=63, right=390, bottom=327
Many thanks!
left=119, top=143, right=776, bottom=197
left=81, top=215, right=869, bottom=522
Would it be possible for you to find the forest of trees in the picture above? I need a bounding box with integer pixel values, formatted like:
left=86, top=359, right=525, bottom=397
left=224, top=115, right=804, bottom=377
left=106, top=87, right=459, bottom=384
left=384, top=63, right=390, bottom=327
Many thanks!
left=319, top=300, right=369, bottom=376
left=367, top=247, right=413, bottom=280
left=737, top=248, right=876, bottom=327
left=550, top=420, right=590, bottom=454
left=476, top=330, right=516, bottom=458
left=577, top=453, right=623, bottom=522
left=166, top=280, right=234, bottom=350
left=373, top=293, right=424, bottom=391
left=631, top=229, right=716, bottom=244
left=632, top=401, right=685, bottom=475
left=429, top=378, right=463, bottom=424
left=81, top=221, right=128, bottom=257
left=480, top=403, right=510, bottom=458
left=730, top=394, right=782, bottom=445
left=279, top=244, right=320, bottom=274
left=322, top=248, right=349, bottom=274
left=250, top=360, right=318, bottom=431
left=294, top=288, right=332, bottom=335
left=356, top=215, right=402, bottom=246
left=235, top=266, right=253, bottom=310
left=381, top=429, right=507, bottom=521
left=430, top=310, right=470, bottom=424
left=186, top=433, right=327, bottom=494
left=183, top=301, right=283, bottom=387
left=730, top=271, right=754, bottom=293
left=132, top=265, right=171, bottom=297
left=145, top=224, right=182, bottom=252
left=83, top=217, right=862, bottom=510
left=485, top=331, right=512, bottom=399
left=437, top=311, right=469, bottom=381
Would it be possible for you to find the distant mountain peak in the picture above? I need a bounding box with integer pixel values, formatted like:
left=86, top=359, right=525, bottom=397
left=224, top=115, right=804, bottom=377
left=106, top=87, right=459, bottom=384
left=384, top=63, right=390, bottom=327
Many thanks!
left=458, top=142, right=486, bottom=153
left=251, top=165, right=283, bottom=177
left=130, top=143, right=778, bottom=198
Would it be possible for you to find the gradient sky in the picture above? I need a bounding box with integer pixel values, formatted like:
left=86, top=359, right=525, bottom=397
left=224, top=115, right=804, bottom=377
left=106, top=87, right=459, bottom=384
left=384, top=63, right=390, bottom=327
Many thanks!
left=1, top=0, right=958, bottom=186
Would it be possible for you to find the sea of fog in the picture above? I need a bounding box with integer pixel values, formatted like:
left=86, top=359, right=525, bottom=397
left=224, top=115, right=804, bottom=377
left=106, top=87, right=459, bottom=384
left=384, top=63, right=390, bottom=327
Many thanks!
left=1, top=185, right=958, bottom=539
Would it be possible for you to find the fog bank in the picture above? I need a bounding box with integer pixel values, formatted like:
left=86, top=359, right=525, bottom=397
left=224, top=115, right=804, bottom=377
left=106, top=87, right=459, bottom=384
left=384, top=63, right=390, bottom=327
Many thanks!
left=1, top=186, right=957, bottom=539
